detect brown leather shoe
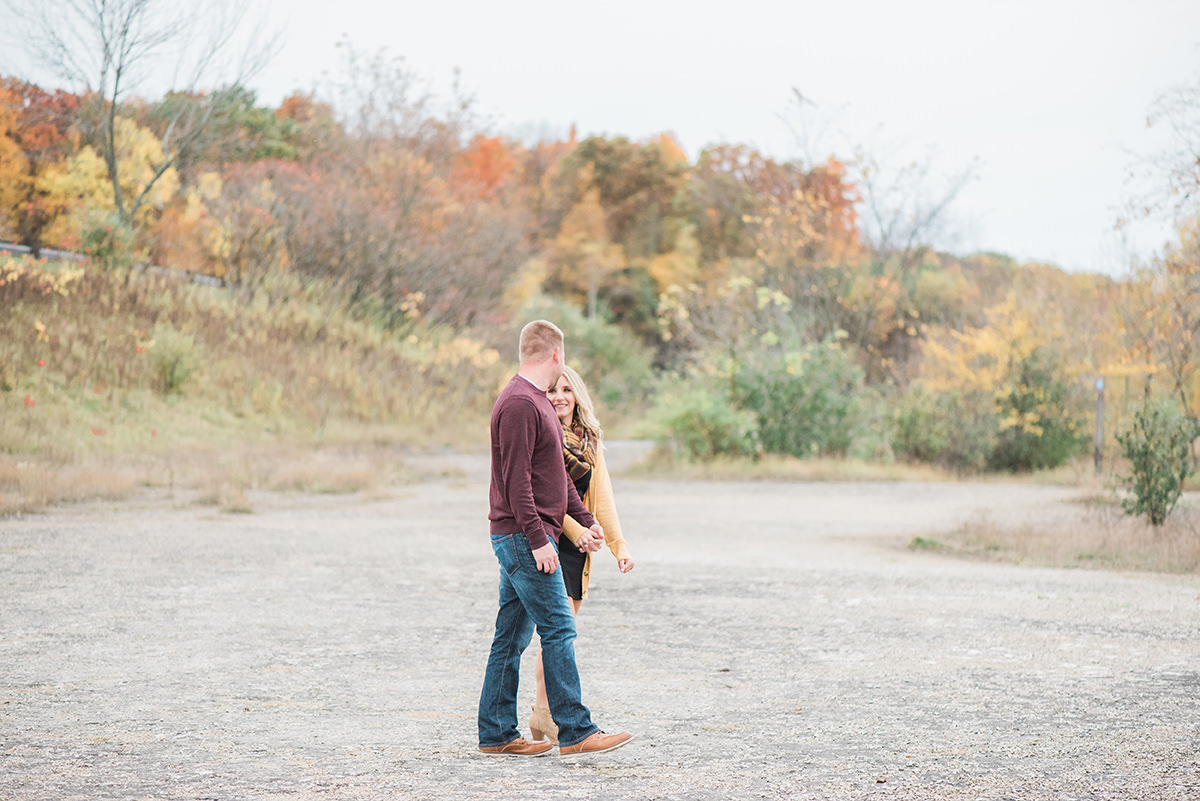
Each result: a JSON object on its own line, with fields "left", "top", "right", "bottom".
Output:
{"left": 559, "top": 730, "right": 633, "bottom": 756}
{"left": 478, "top": 737, "right": 554, "bottom": 757}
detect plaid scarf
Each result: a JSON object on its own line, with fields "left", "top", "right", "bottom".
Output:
{"left": 562, "top": 423, "right": 596, "bottom": 485}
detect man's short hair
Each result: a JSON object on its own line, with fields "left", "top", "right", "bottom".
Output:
{"left": 519, "top": 320, "right": 564, "bottom": 364}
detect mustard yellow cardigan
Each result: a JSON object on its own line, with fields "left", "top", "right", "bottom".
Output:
{"left": 561, "top": 443, "right": 632, "bottom": 599}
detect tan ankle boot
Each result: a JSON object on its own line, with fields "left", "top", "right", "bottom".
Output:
{"left": 529, "top": 705, "right": 559, "bottom": 745}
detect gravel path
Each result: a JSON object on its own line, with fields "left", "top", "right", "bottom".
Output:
{"left": 2, "top": 450, "right": 1198, "bottom": 800}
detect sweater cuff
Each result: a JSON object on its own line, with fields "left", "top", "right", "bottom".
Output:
{"left": 609, "top": 538, "right": 631, "bottom": 562}
{"left": 526, "top": 527, "right": 550, "bottom": 551}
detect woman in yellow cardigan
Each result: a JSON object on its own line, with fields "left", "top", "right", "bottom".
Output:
{"left": 529, "top": 364, "right": 635, "bottom": 744}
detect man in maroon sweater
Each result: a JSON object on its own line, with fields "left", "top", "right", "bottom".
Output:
{"left": 477, "top": 320, "right": 633, "bottom": 757}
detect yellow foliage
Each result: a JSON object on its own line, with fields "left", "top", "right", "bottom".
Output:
{"left": 558, "top": 185, "right": 608, "bottom": 245}
{"left": 551, "top": 184, "right": 626, "bottom": 313}
{"left": 649, "top": 224, "right": 701, "bottom": 290}
{"left": 113, "top": 117, "right": 179, "bottom": 212}
{"left": 37, "top": 117, "right": 180, "bottom": 245}
{"left": 503, "top": 257, "right": 550, "bottom": 315}
{"left": 919, "top": 290, "right": 1090, "bottom": 438}
{"left": 194, "top": 171, "right": 223, "bottom": 202}
{"left": 921, "top": 293, "right": 1044, "bottom": 396}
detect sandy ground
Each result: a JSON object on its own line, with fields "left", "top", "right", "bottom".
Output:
{"left": 2, "top": 446, "right": 1199, "bottom": 800}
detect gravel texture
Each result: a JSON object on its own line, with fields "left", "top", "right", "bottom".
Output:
{"left": 2, "top": 447, "right": 1199, "bottom": 800}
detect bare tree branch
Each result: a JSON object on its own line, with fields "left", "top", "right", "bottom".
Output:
{"left": 854, "top": 143, "right": 978, "bottom": 271}
{"left": 5, "top": 0, "right": 281, "bottom": 225}
{"left": 1123, "top": 67, "right": 1200, "bottom": 228}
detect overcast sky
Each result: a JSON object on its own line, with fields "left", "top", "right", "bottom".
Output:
{"left": 7, "top": 0, "right": 1200, "bottom": 275}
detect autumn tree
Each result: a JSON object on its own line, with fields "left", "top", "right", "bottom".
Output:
{"left": 6, "top": 0, "right": 278, "bottom": 226}
{"left": 451, "top": 135, "right": 517, "bottom": 200}
{"left": 1123, "top": 221, "right": 1200, "bottom": 417}
{"left": 533, "top": 135, "right": 688, "bottom": 336}
{"left": 37, "top": 116, "right": 181, "bottom": 250}
{"left": 1119, "top": 67, "right": 1200, "bottom": 421}
{"left": 585, "top": 134, "right": 686, "bottom": 259}
{"left": 915, "top": 291, "right": 1090, "bottom": 471}
{"left": 546, "top": 178, "right": 625, "bottom": 319}
{"left": 150, "top": 85, "right": 303, "bottom": 174}
{"left": 816, "top": 148, "right": 971, "bottom": 379}
{"left": 746, "top": 155, "right": 862, "bottom": 334}
{"left": 686, "top": 145, "right": 768, "bottom": 264}
{"left": 239, "top": 45, "right": 530, "bottom": 328}
{"left": 0, "top": 86, "right": 26, "bottom": 240}
{"left": 0, "top": 79, "right": 80, "bottom": 255}
{"left": 274, "top": 93, "right": 343, "bottom": 163}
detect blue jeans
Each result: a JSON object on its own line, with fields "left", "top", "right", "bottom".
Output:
{"left": 478, "top": 532, "right": 599, "bottom": 748}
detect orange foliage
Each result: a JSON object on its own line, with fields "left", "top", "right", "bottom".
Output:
{"left": 276, "top": 93, "right": 329, "bottom": 124}
{"left": 649, "top": 132, "right": 689, "bottom": 166}
{"left": 0, "top": 86, "right": 26, "bottom": 230}
{"left": 451, "top": 135, "right": 516, "bottom": 200}
{"left": 0, "top": 79, "right": 81, "bottom": 252}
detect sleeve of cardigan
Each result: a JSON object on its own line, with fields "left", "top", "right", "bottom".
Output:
{"left": 562, "top": 446, "right": 630, "bottom": 561}
{"left": 591, "top": 446, "right": 631, "bottom": 563}
{"left": 561, "top": 513, "right": 585, "bottom": 546}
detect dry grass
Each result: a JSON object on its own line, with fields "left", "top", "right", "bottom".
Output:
{"left": 0, "top": 455, "right": 142, "bottom": 515}
{"left": 627, "top": 449, "right": 954, "bottom": 483}
{"left": 0, "top": 430, "right": 422, "bottom": 517}
{"left": 912, "top": 494, "right": 1200, "bottom": 574}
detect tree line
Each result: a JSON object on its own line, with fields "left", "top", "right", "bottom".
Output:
{"left": 3, "top": 42, "right": 1200, "bottom": 501}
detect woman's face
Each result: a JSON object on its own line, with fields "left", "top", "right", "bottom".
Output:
{"left": 546, "top": 374, "right": 576, "bottom": 426}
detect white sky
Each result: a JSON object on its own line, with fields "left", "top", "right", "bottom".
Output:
{"left": 6, "top": 0, "right": 1200, "bottom": 275}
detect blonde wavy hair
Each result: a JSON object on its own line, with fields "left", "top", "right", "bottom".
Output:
{"left": 558, "top": 364, "right": 603, "bottom": 442}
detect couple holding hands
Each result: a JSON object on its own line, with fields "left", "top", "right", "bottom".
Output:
{"left": 478, "top": 320, "right": 636, "bottom": 758}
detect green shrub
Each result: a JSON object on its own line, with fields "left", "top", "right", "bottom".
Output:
{"left": 734, "top": 341, "right": 862, "bottom": 458}
{"left": 892, "top": 385, "right": 951, "bottom": 463}
{"left": 845, "top": 385, "right": 894, "bottom": 463}
{"left": 650, "top": 384, "right": 758, "bottom": 461}
{"left": 80, "top": 211, "right": 137, "bottom": 271}
{"left": 892, "top": 386, "right": 996, "bottom": 472}
{"left": 987, "top": 352, "right": 1089, "bottom": 472}
{"left": 1116, "top": 402, "right": 1200, "bottom": 526}
{"left": 151, "top": 327, "right": 197, "bottom": 395}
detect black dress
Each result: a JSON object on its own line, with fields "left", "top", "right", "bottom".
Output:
{"left": 558, "top": 468, "right": 591, "bottom": 601}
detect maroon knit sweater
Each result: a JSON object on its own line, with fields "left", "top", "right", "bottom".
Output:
{"left": 488, "top": 374, "right": 595, "bottom": 550}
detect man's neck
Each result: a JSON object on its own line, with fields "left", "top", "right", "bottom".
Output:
{"left": 518, "top": 358, "right": 558, "bottom": 392}
{"left": 517, "top": 371, "right": 545, "bottom": 391}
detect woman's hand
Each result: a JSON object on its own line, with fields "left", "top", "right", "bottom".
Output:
{"left": 617, "top": 558, "right": 635, "bottom": 574}
{"left": 578, "top": 523, "right": 605, "bottom": 553}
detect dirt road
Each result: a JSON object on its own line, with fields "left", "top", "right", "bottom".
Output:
{"left": 2, "top": 450, "right": 1198, "bottom": 800}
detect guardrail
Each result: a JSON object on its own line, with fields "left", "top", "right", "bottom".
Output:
{"left": 0, "top": 241, "right": 85, "bottom": 262}
{"left": 1, "top": 240, "right": 224, "bottom": 287}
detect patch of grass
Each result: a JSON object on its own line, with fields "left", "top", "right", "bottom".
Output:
{"left": 930, "top": 498, "right": 1200, "bottom": 574}
{"left": 627, "top": 448, "right": 952, "bottom": 483}
{"left": 0, "top": 421, "right": 418, "bottom": 515}
{"left": 0, "top": 454, "right": 141, "bottom": 515}
{"left": 907, "top": 536, "right": 944, "bottom": 551}
{"left": 0, "top": 259, "right": 501, "bottom": 503}
{"left": 907, "top": 537, "right": 945, "bottom": 551}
